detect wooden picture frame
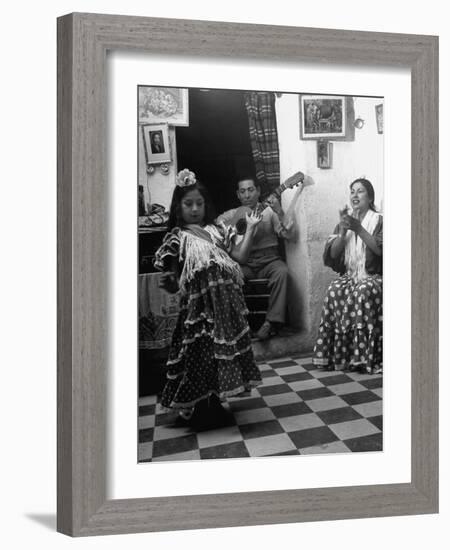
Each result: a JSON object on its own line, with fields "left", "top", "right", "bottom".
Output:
{"left": 57, "top": 13, "right": 438, "bottom": 536}
{"left": 139, "top": 86, "right": 189, "bottom": 126}
{"left": 300, "top": 94, "right": 355, "bottom": 141}
{"left": 141, "top": 123, "right": 171, "bottom": 164}
{"left": 317, "top": 140, "right": 333, "bottom": 169}
{"left": 376, "top": 103, "right": 384, "bottom": 134}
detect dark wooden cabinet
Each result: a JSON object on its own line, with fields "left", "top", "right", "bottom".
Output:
{"left": 139, "top": 226, "right": 170, "bottom": 396}
{"left": 139, "top": 226, "right": 167, "bottom": 274}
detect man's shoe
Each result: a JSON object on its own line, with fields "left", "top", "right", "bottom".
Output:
{"left": 256, "top": 321, "right": 273, "bottom": 341}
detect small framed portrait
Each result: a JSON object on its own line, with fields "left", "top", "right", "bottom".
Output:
{"left": 317, "top": 140, "right": 333, "bottom": 169}
{"left": 300, "top": 94, "right": 354, "bottom": 140}
{"left": 139, "top": 86, "right": 189, "bottom": 126}
{"left": 141, "top": 123, "right": 171, "bottom": 165}
{"left": 375, "top": 103, "right": 384, "bottom": 134}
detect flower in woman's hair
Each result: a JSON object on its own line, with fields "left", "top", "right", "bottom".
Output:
{"left": 176, "top": 169, "right": 197, "bottom": 188}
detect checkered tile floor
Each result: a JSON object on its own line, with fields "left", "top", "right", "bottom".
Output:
{"left": 138, "top": 356, "right": 383, "bottom": 462}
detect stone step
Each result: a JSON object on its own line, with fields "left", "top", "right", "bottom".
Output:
{"left": 251, "top": 329, "right": 315, "bottom": 362}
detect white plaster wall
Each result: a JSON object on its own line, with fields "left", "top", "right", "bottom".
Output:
{"left": 276, "top": 94, "right": 384, "bottom": 338}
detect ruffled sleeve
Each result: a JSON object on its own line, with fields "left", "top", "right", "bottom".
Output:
{"left": 323, "top": 224, "right": 346, "bottom": 274}
{"left": 153, "top": 228, "right": 181, "bottom": 272}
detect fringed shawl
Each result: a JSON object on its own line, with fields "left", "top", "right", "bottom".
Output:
{"left": 344, "top": 209, "right": 381, "bottom": 281}
{"left": 154, "top": 224, "right": 243, "bottom": 291}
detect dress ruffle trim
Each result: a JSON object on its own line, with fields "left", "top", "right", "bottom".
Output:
{"left": 160, "top": 382, "right": 262, "bottom": 411}
{"left": 186, "top": 279, "right": 243, "bottom": 304}
{"left": 167, "top": 337, "right": 252, "bottom": 366}
{"left": 181, "top": 307, "right": 250, "bottom": 327}
{"left": 313, "top": 326, "right": 382, "bottom": 371}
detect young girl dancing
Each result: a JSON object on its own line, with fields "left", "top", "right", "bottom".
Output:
{"left": 154, "top": 169, "right": 262, "bottom": 428}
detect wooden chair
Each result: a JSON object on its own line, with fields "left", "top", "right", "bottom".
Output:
{"left": 243, "top": 278, "right": 270, "bottom": 332}
{"left": 243, "top": 238, "right": 286, "bottom": 332}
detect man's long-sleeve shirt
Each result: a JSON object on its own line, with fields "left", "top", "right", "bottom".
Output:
{"left": 217, "top": 204, "right": 294, "bottom": 253}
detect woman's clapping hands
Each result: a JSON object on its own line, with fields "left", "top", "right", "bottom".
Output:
{"left": 339, "top": 206, "right": 362, "bottom": 235}
{"left": 338, "top": 206, "right": 350, "bottom": 236}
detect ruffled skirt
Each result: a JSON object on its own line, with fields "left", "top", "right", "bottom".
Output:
{"left": 313, "top": 274, "right": 383, "bottom": 373}
{"left": 161, "top": 264, "right": 261, "bottom": 410}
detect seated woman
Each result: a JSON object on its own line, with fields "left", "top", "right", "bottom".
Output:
{"left": 313, "top": 178, "right": 383, "bottom": 374}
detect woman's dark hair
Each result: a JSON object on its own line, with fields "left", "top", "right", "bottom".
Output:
{"left": 350, "top": 178, "right": 377, "bottom": 211}
{"left": 167, "top": 180, "right": 216, "bottom": 230}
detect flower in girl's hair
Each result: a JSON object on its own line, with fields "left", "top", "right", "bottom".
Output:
{"left": 176, "top": 169, "right": 197, "bottom": 188}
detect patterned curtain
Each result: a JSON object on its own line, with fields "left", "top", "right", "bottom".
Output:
{"left": 244, "top": 91, "right": 280, "bottom": 198}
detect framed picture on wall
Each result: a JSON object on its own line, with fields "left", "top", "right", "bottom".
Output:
{"left": 139, "top": 86, "right": 189, "bottom": 126}
{"left": 141, "top": 123, "right": 171, "bottom": 164}
{"left": 300, "top": 94, "right": 355, "bottom": 140}
{"left": 57, "top": 13, "right": 438, "bottom": 537}
{"left": 317, "top": 140, "right": 332, "bottom": 169}
{"left": 375, "top": 103, "right": 384, "bottom": 134}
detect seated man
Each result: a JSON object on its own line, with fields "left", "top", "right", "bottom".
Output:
{"left": 217, "top": 177, "right": 294, "bottom": 340}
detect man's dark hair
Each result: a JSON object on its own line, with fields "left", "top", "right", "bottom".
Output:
{"left": 236, "top": 176, "right": 260, "bottom": 190}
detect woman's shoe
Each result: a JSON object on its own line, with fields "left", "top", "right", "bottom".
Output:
{"left": 179, "top": 408, "right": 194, "bottom": 420}
{"left": 191, "top": 396, "right": 231, "bottom": 431}
{"left": 174, "top": 410, "right": 193, "bottom": 427}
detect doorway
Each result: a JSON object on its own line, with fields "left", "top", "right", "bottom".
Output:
{"left": 176, "top": 88, "right": 255, "bottom": 215}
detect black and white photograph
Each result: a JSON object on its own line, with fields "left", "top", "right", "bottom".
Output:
{"left": 376, "top": 103, "right": 384, "bottom": 134}
{"left": 142, "top": 122, "right": 171, "bottom": 164}
{"left": 300, "top": 94, "right": 349, "bottom": 139}
{"left": 139, "top": 86, "right": 189, "bottom": 126}
{"left": 317, "top": 140, "right": 333, "bottom": 169}
{"left": 138, "top": 86, "right": 384, "bottom": 462}
{"left": 4, "top": 0, "right": 443, "bottom": 545}
{"left": 150, "top": 131, "right": 165, "bottom": 154}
